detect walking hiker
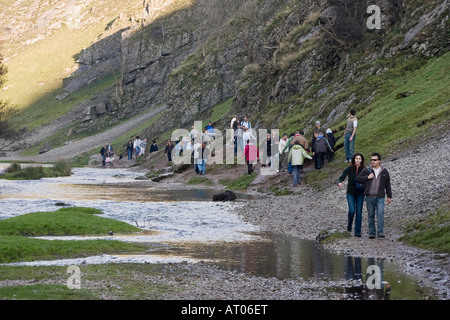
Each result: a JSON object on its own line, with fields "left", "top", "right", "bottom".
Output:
{"left": 313, "top": 132, "right": 333, "bottom": 169}
{"left": 326, "top": 128, "right": 336, "bottom": 162}
{"left": 100, "top": 145, "right": 106, "bottom": 167}
{"left": 311, "top": 121, "right": 323, "bottom": 153}
{"left": 282, "top": 133, "right": 295, "bottom": 173}
{"left": 338, "top": 153, "right": 365, "bottom": 237}
{"left": 270, "top": 131, "right": 280, "bottom": 172}
{"left": 288, "top": 140, "right": 312, "bottom": 186}
{"left": 356, "top": 153, "right": 392, "bottom": 239}
{"left": 150, "top": 140, "right": 158, "bottom": 153}
{"left": 164, "top": 140, "right": 174, "bottom": 162}
{"left": 343, "top": 110, "right": 358, "bottom": 162}
{"left": 193, "top": 139, "right": 203, "bottom": 174}
{"left": 133, "top": 136, "right": 141, "bottom": 159}
{"left": 126, "top": 141, "right": 133, "bottom": 160}
{"left": 261, "top": 132, "right": 271, "bottom": 167}
{"left": 290, "top": 131, "right": 309, "bottom": 151}
{"left": 278, "top": 133, "right": 288, "bottom": 171}
{"left": 244, "top": 139, "right": 259, "bottom": 175}
{"left": 205, "top": 121, "right": 216, "bottom": 140}
{"left": 139, "top": 138, "right": 148, "bottom": 156}
{"left": 242, "top": 126, "right": 256, "bottom": 151}
{"left": 241, "top": 116, "right": 252, "bottom": 133}
{"left": 106, "top": 142, "right": 114, "bottom": 157}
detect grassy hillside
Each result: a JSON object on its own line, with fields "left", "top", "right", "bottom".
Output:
{"left": 1, "top": 0, "right": 448, "bottom": 164}
{"left": 342, "top": 52, "right": 450, "bottom": 158}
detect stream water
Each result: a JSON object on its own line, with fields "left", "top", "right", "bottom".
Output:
{"left": 0, "top": 165, "right": 438, "bottom": 299}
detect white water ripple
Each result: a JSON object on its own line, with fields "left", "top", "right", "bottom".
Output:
{"left": 0, "top": 167, "right": 260, "bottom": 266}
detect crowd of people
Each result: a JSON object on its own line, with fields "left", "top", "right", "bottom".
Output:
{"left": 99, "top": 109, "right": 392, "bottom": 239}
{"left": 99, "top": 142, "right": 115, "bottom": 167}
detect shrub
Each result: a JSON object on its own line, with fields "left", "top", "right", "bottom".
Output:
{"left": 53, "top": 160, "right": 72, "bottom": 176}
{"left": 6, "top": 162, "right": 21, "bottom": 173}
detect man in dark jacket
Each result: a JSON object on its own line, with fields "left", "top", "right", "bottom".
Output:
{"left": 313, "top": 132, "right": 333, "bottom": 169}
{"left": 100, "top": 145, "right": 106, "bottom": 167}
{"left": 356, "top": 153, "right": 392, "bottom": 239}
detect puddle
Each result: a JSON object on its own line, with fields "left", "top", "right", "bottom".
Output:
{"left": 149, "top": 232, "right": 437, "bottom": 299}
{"left": 0, "top": 167, "right": 440, "bottom": 299}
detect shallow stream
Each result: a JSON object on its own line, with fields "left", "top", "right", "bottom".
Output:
{"left": 0, "top": 165, "right": 438, "bottom": 299}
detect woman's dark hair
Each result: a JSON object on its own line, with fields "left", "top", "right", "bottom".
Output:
{"left": 351, "top": 153, "right": 364, "bottom": 168}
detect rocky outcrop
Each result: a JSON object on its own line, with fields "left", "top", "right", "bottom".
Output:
{"left": 1, "top": 0, "right": 448, "bottom": 153}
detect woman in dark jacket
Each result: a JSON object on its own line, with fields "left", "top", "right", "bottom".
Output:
{"left": 126, "top": 141, "right": 133, "bottom": 160}
{"left": 338, "top": 153, "right": 365, "bottom": 237}
{"left": 164, "top": 140, "right": 174, "bottom": 162}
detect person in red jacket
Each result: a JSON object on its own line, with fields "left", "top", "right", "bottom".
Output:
{"left": 244, "top": 139, "right": 259, "bottom": 175}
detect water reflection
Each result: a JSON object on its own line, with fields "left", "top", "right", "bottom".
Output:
{"left": 0, "top": 167, "right": 438, "bottom": 299}
{"left": 153, "top": 233, "right": 435, "bottom": 300}
{"left": 343, "top": 257, "right": 391, "bottom": 300}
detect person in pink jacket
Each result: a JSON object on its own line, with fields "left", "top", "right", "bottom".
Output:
{"left": 244, "top": 139, "right": 259, "bottom": 175}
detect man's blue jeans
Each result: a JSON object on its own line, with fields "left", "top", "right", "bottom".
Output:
{"left": 366, "top": 196, "right": 385, "bottom": 237}
{"left": 344, "top": 132, "right": 356, "bottom": 161}
{"left": 135, "top": 146, "right": 141, "bottom": 158}
{"left": 346, "top": 193, "right": 364, "bottom": 236}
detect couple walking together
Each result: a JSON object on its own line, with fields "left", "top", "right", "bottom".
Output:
{"left": 338, "top": 152, "right": 392, "bottom": 239}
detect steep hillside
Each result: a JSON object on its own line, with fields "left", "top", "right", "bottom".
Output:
{"left": 0, "top": 0, "right": 448, "bottom": 160}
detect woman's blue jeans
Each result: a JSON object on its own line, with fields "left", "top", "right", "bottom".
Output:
{"left": 346, "top": 193, "right": 364, "bottom": 236}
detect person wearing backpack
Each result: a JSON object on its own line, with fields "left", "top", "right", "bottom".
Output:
{"left": 338, "top": 153, "right": 365, "bottom": 237}
{"left": 288, "top": 140, "right": 312, "bottom": 186}
{"left": 356, "top": 153, "right": 392, "bottom": 239}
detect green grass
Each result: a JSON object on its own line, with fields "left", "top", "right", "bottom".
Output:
{"left": 0, "top": 161, "right": 72, "bottom": 180}
{"left": 399, "top": 205, "right": 450, "bottom": 253}
{"left": 206, "top": 97, "right": 235, "bottom": 124}
{"left": 0, "top": 235, "right": 147, "bottom": 264}
{"left": 266, "top": 186, "right": 294, "bottom": 196}
{"left": 0, "top": 207, "right": 140, "bottom": 237}
{"left": 0, "top": 263, "right": 183, "bottom": 300}
{"left": 187, "top": 176, "right": 213, "bottom": 186}
{"left": 0, "top": 284, "right": 98, "bottom": 300}
{"left": 316, "top": 229, "right": 351, "bottom": 244}
{"left": 0, "top": 207, "right": 146, "bottom": 263}
{"left": 219, "top": 172, "right": 257, "bottom": 190}
{"left": 332, "top": 52, "right": 450, "bottom": 159}
{"left": 2, "top": 0, "right": 143, "bottom": 123}
{"left": 9, "top": 73, "right": 117, "bottom": 132}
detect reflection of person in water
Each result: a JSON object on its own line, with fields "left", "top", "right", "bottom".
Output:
{"left": 343, "top": 256, "right": 391, "bottom": 300}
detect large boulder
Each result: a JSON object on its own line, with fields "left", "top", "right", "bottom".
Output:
{"left": 212, "top": 190, "right": 237, "bottom": 202}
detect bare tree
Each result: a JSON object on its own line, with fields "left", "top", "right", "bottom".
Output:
{"left": 319, "top": 0, "right": 366, "bottom": 50}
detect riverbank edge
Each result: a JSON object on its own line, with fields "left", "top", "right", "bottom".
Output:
{"left": 1, "top": 133, "right": 448, "bottom": 300}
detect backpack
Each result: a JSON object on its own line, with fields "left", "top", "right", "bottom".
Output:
{"left": 355, "top": 166, "right": 372, "bottom": 192}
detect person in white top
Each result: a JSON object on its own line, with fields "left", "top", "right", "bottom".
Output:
{"left": 241, "top": 117, "right": 252, "bottom": 133}
{"left": 344, "top": 110, "right": 358, "bottom": 162}
{"left": 278, "top": 133, "right": 288, "bottom": 171}
{"left": 242, "top": 126, "right": 256, "bottom": 150}
{"left": 133, "top": 136, "right": 141, "bottom": 159}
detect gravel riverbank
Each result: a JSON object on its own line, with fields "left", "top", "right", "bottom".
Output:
{"left": 1, "top": 126, "right": 448, "bottom": 300}
{"left": 160, "top": 132, "right": 450, "bottom": 300}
